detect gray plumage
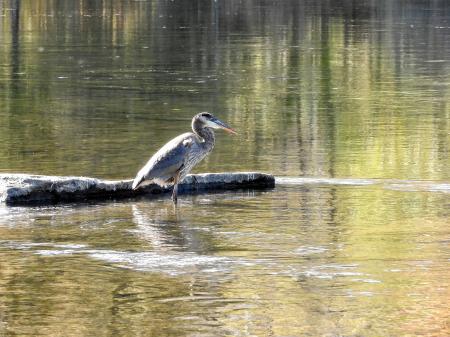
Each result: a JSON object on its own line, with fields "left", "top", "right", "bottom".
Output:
{"left": 132, "top": 112, "right": 236, "bottom": 203}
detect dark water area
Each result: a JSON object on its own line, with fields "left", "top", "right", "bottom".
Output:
{"left": 0, "top": 1, "right": 449, "bottom": 336}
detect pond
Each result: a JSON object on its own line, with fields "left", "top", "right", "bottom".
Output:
{"left": 0, "top": 1, "right": 449, "bottom": 336}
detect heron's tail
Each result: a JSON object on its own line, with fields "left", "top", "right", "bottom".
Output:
{"left": 132, "top": 175, "right": 144, "bottom": 190}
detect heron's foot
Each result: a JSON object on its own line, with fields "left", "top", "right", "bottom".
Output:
{"left": 172, "top": 193, "right": 178, "bottom": 204}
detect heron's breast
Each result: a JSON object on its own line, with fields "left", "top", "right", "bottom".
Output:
{"left": 179, "top": 146, "right": 211, "bottom": 179}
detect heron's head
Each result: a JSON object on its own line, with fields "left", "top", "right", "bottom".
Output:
{"left": 195, "top": 112, "right": 237, "bottom": 135}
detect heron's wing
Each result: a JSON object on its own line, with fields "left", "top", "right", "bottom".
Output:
{"left": 132, "top": 132, "right": 195, "bottom": 189}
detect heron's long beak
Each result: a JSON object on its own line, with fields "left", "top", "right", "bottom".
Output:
{"left": 210, "top": 118, "right": 237, "bottom": 135}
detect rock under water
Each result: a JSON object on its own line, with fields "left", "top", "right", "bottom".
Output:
{"left": 0, "top": 172, "right": 275, "bottom": 205}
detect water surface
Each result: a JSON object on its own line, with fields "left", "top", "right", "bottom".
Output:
{"left": 0, "top": 1, "right": 449, "bottom": 336}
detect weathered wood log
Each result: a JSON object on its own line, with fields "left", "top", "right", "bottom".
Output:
{"left": 0, "top": 172, "right": 275, "bottom": 205}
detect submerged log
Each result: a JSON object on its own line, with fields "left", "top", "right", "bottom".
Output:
{"left": 0, "top": 172, "right": 275, "bottom": 205}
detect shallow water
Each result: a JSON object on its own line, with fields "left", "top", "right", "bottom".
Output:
{"left": 1, "top": 184, "right": 449, "bottom": 336}
{"left": 0, "top": 1, "right": 450, "bottom": 336}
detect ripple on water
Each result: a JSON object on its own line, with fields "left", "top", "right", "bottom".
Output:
{"left": 294, "top": 246, "right": 329, "bottom": 255}
{"left": 0, "top": 240, "right": 88, "bottom": 250}
{"left": 276, "top": 177, "right": 376, "bottom": 186}
{"left": 84, "top": 250, "right": 241, "bottom": 275}
{"left": 298, "top": 264, "right": 365, "bottom": 280}
{"left": 276, "top": 177, "right": 450, "bottom": 194}
{"left": 1, "top": 240, "right": 253, "bottom": 276}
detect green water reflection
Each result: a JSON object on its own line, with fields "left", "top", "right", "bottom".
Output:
{"left": 0, "top": 0, "right": 449, "bottom": 180}
{"left": 0, "top": 1, "right": 450, "bottom": 337}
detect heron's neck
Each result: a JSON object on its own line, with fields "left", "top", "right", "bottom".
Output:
{"left": 192, "top": 121, "right": 215, "bottom": 150}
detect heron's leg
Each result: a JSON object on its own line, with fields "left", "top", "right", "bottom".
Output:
{"left": 172, "top": 171, "right": 181, "bottom": 204}
{"left": 172, "top": 183, "right": 178, "bottom": 204}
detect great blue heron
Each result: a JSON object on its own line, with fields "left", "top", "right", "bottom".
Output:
{"left": 132, "top": 112, "right": 236, "bottom": 203}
